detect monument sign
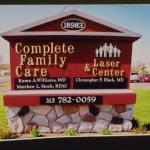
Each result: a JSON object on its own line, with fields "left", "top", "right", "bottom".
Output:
{"left": 2, "top": 10, "right": 140, "bottom": 133}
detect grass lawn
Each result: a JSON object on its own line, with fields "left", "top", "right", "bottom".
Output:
{"left": 0, "top": 93, "right": 6, "bottom": 127}
{"left": 0, "top": 81, "right": 9, "bottom": 127}
{"left": 0, "top": 87, "right": 150, "bottom": 128}
{"left": 134, "top": 88, "right": 150, "bottom": 124}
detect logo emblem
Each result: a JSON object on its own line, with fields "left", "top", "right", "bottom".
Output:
{"left": 95, "top": 43, "right": 121, "bottom": 58}
{"left": 61, "top": 18, "right": 86, "bottom": 32}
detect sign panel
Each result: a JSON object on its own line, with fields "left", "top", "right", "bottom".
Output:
{"left": 40, "top": 96, "right": 103, "bottom": 104}
{"left": 14, "top": 77, "right": 70, "bottom": 90}
{"left": 73, "top": 77, "right": 127, "bottom": 89}
{"left": 11, "top": 41, "right": 131, "bottom": 90}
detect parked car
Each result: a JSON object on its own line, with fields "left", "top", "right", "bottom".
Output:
{"left": 0, "top": 69, "right": 10, "bottom": 76}
{"left": 130, "top": 72, "right": 140, "bottom": 82}
{"left": 140, "top": 74, "right": 150, "bottom": 82}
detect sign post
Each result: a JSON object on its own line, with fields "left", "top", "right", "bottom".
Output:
{"left": 2, "top": 10, "right": 141, "bottom": 133}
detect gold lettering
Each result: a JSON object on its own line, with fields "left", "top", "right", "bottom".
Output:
{"left": 48, "top": 55, "right": 52, "bottom": 65}
{"left": 28, "top": 57, "right": 34, "bottom": 65}
{"left": 16, "top": 66, "right": 22, "bottom": 77}
{"left": 92, "top": 68, "right": 98, "bottom": 76}
{"left": 104, "top": 69, "right": 110, "bottom": 76}
{"left": 116, "top": 61, "right": 120, "bottom": 67}
{"left": 54, "top": 45, "right": 61, "bottom": 53}
{"left": 93, "top": 60, "right": 121, "bottom": 68}
{"left": 100, "top": 61, "right": 105, "bottom": 67}
{"left": 33, "top": 68, "right": 40, "bottom": 77}
{"left": 68, "top": 45, "right": 74, "bottom": 53}
{"left": 41, "top": 69, "right": 48, "bottom": 76}
{"left": 59, "top": 57, "right": 67, "bottom": 68}
{"left": 30, "top": 45, "right": 42, "bottom": 54}
{"left": 43, "top": 45, "right": 50, "bottom": 56}
{"left": 20, "top": 54, "right": 26, "bottom": 65}
{"left": 24, "top": 69, "right": 32, "bottom": 77}
{"left": 15, "top": 42, "right": 75, "bottom": 55}
{"left": 110, "top": 61, "right": 116, "bottom": 67}
{"left": 35, "top": 57, "right": 46, "bottom": 65}
{"left": 23, "top": 46, "right": 30, "bottom": 54}
{"left": 120, "top": 70, "right": 125, "bottom": 76}
{"left": 92, "top": 68, "right": 126, "bottom": 77}
{"left": 54, "top": 54, "right": 58, "bottom": 66}
{"left": 93, "top": 59, "right": 98, "bottom": 67}
{"left": 114, "top": 70, "right": 120, "bottom": 76}
{"left": 62, "top": 43, "right": 67, "bottom": 53}
{"left": 105, "top": 61, "right": 110, "bottom": 67}
{"left": 15, "top": 43, "right": 22, "bottom": 54}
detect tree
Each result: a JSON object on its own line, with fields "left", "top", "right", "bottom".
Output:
{"left": 139, "top": 64, "right": 149, "bottom": 75}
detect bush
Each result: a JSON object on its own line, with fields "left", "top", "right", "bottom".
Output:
{"left": 131, "top": 118, "right": 140, "bottom": 129}
{"left": 100, "top": 128, "right": 112, "bottom": 135}
{"left": 30, "top": 128, "right": 40, "bottom": 137}
{"left": 143, "top": 123, "right": 150, "bottom": 131}
{"left": 132, "top": 126, "right": 147, "bottom": 134}
{"left": 64, "top": 128, "right": 77, "bottom": 136}
{"left": 0, "top": 127, "right": 14, "bottom": 139}
{"left": 132, "top": 123, "right": 150, "bottom": 134}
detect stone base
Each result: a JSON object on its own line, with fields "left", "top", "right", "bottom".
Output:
{"left": 5, "top": 104, "right": 134, "bottom": 133}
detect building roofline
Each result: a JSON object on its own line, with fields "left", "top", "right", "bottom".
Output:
{"left": 2, "top": 31, "right": 141, "bottom": 38}
{"left": 1, "top": 9, "right": 141, "bottom": 39}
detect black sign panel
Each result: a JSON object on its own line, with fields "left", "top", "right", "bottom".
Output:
{"left": 14, "top": 77, "right": 70, "bottom": 90}
{"left": 73, "top": 77, "right": 128, "bottom": 89}
{"left": 40, "top": 96, "right": 103, "bottom": 105}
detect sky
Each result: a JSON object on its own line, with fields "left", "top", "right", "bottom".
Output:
{"left": 0, "top": 5, "right": 150, "bottom": 68}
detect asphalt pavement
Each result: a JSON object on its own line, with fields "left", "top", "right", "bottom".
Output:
{"left": 130, "top": 82, "right": 150, "bottom": 89}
